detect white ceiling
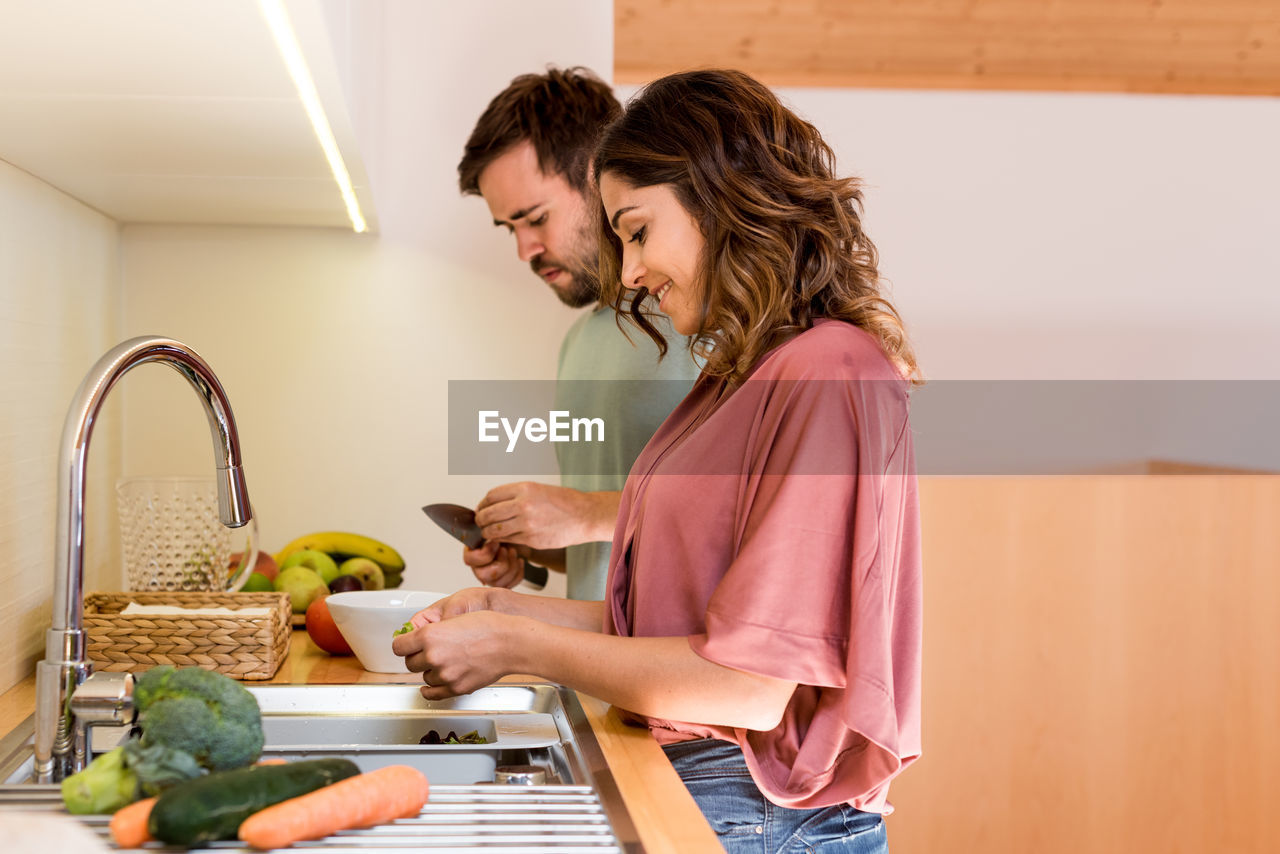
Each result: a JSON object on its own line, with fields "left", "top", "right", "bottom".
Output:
{"left": 0, "top": 0, "right": 375, "bottom": 230}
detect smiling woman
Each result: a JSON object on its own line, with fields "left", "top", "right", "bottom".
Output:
{"left": 598, "top": 179, "right": 707, "bottom": 336}
{"left": 594, "top": 70, "right": 920, "bottom": 387}
{"left": 391, "top": 67, "right": 923, "bottom": 854}
{"left": 584, "top": 69, "right": 923, "bottom": 851}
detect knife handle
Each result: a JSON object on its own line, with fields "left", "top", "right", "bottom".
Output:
{"left": 521, "top": 561, "right": 549, "bottom": 590}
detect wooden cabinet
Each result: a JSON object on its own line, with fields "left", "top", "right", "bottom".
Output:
{"left": 889, "top": 472, "right": 1280, "bottom": 853}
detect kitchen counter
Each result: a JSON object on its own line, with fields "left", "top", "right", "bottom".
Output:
{"left": 0, "top": 630, "right": 722, "bottom": 853}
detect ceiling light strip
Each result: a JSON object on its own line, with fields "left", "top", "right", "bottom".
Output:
{"left": 259, "top": 0, "right": 367, "bottom": 233}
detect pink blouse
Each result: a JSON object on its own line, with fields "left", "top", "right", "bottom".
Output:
{"left": 603, "top": 320, "right": 922, "bottom": 812}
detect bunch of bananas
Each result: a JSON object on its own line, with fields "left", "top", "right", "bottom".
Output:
{"left": 274, "top": 531, "right": 405, "bottom": 589}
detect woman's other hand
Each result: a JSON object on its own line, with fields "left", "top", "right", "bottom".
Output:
{"left": 405, "top": 587, "right": 495, "bottom": 630}
{"left": 392, "top": 610, "right": 527, "bottom": 699}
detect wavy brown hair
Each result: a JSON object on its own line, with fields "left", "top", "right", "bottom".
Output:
{"left": 593, "top": 69, "right": 920, "bottom": 385}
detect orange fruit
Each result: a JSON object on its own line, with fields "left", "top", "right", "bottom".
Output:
{"left": 305, "top": 596, "right": 353, "bottom": 655}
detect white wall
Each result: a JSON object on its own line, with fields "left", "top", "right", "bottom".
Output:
{"left": 778, "top": 88, "right": 1280, "bottom": 471}
{"left": 777, "top": 87, "right": 1280, "bottom": 381}
{"left": 0, "top": 160, "right": 121, "bottom": 693}
{"left": 118, "top": 2, "right": 614, "bottom": 595}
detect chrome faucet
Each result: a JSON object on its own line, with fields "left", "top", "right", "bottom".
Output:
{"left": 34, "top": 337, "right": 253, "bottom": 782}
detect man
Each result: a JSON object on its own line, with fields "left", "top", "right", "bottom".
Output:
{"left": 456, "top": 67, "right": 698, "bottom": 600}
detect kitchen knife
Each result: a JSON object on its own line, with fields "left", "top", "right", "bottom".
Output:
{"left": 421, "top": 503, "right": 549, "bottom": 590}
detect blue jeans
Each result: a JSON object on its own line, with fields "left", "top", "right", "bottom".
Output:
{"left": 662, "top": 739, "right": 888, "bottom": 854}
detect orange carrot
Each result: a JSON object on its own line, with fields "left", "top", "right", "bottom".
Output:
{"left": 238, "top": 765, "right": 429, "bottom": 849}
{"left": 255, "top": 757, "right": 288, "bottom": 765}
{"left": 109, "top": 796, "right": 157, "bottom": 848}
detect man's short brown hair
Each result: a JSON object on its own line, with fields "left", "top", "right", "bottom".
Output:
{"left": 458, "top": 67, "right": 620, "bottom": 197}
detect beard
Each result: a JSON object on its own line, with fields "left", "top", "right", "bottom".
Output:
{"left": 551, "top": 258, "right": 601, "bottom": 308}
{"left": 531, "top": 222, "right": 601, "bottom": 309}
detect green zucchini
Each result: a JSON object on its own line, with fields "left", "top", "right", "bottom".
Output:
{"left": 149, "top": 757, "right": 359, "bottom": 847}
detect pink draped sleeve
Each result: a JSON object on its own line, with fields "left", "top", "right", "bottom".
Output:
{"left": 605, "top": 321, "right": 923, "bottom": 811}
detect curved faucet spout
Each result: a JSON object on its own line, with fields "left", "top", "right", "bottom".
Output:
{"left": 35, "top": 336, "right": 253, "bottom": 781}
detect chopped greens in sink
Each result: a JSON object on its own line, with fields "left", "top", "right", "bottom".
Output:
{"left": 420, "top": 729, "right": 489, "bottom": 745}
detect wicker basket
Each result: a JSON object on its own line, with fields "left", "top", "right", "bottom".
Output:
{"left": 84, "top": 591, "right": 291, "bottom": 680}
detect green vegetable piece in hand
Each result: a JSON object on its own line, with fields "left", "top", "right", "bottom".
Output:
{"left": 394, "top": 621, "right": 414, "bottom": 637}
{"left": 60, "top": 746, "right": 139, "bottom": 814}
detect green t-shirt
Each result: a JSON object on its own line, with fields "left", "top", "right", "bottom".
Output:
{"left": 555, "top": 307, "right": 700, "bottom": 600}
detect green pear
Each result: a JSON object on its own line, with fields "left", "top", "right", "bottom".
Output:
{"left": 274, "top": 565, "right": 329, "bottom": 613}
{"left": 338, "top": 557, "right": 385, "bottom": 591}
{"left": 279, "top": 548, "right": 339, "bottom": 584}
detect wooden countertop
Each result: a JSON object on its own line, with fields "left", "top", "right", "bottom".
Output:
{"left": 0, "top": 630, "right": 722, "bottom": 853}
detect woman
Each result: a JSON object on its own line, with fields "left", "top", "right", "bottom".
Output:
{"left": 394, "top": 69, "right": 922, "bottom": 853}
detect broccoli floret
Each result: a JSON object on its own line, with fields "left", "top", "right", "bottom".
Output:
{"left": 120, "top": 738, "right": 205, "bottom": 796}
{"left": 60, "top": 745, "right": 138, "bottom": 814}
{"left": 60, "top": 667, "right": 264, "bottom": 814}
{"left": 131, "top": 662, "right": 176, "bottom": 709}
{"left": 133, "top": 666, "right": 264, "bottom": 771}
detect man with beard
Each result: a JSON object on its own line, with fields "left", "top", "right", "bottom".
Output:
{"left": 456, "top": 67, "right": 698, "bottom": 600}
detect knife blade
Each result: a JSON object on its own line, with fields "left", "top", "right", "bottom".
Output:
{"left": 421, "top": 503, "right": 549, "bottom": 590}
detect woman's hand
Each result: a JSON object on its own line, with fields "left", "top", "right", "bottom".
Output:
{"left": 406, "top": 587, "right": 495, "bottom": 629}
{"left": 394, "top": 598, "right": 795, "bottom": 728}
{"left": 392, "top": 610, "right": 528, "bottom": 700}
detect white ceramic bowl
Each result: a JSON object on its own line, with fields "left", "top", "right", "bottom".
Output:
{"left": 325, "top": 589, "right": 448, "bottom": 673}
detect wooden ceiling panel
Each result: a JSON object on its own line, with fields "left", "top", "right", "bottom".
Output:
{"left": 615, "top": 0, "right": 1280, "bottom": 95}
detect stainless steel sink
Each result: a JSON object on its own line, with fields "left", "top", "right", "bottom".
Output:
{"left": 0, "top": 683, "right": 643, "bottom": 852}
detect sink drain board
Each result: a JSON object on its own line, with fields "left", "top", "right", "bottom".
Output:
{"left": 0, "top": 784, "right": 623, "bottom": 851}
{"left": 1, "top": 685, "right": 642, "bottom": 850}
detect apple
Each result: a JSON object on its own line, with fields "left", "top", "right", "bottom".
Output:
{"left": 241, "top": 572, "right": 275, "bottom": 593}
{"left": 337, "top": 557, "right": 384, "bottom": 591}
{"left": 274, "top": 566, "right": 329, "bottom": 613}
{"left": 327, "top": 574, "right": 364, "bottom": 594}
{"left": 305, "top": 596, "right": 353, "bottom": 655}
{"left": 228, "top": 550, "right": 278, "bottom": 582}
{"left": 279, "top": 549, "right": 339, "bottom": 584}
